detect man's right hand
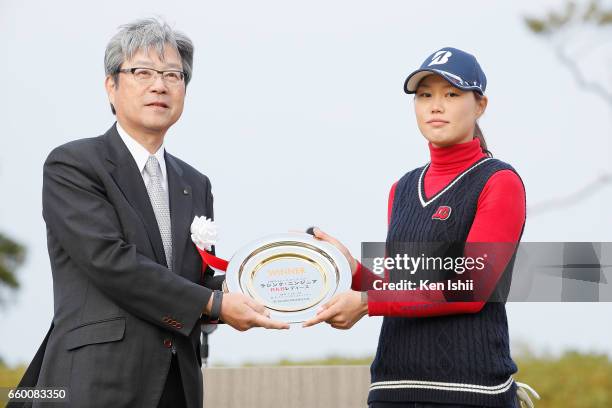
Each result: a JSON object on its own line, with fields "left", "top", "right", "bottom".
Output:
{"left": 217, "top": 293, "right": 289, "bottom": 331}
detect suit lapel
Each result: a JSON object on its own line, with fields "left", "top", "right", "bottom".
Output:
{"left": 102, "top": 124, "right": 168, "bottom": 267}
{"left": 166, "top": 153, "right": 193, "bottom": 275}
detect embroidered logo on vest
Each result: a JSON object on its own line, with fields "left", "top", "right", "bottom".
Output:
{"left": 431, "top": 205, "right": 452, "bottom": 220}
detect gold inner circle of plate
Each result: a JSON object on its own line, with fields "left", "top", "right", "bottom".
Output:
{"left": 240, "top": 241, "right": 338, "bottom": 312}
{"left": 248, "top": 254, "right": 327, "bottom": 312}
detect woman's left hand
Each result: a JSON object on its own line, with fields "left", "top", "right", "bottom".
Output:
{"left": 302, "top": 290, "right": 368, "bottom": 329}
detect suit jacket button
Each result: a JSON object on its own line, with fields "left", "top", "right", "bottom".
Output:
{"left": 162, "top": 317, "right": 169, "bottom": 323}
{"left": 183, "top": 189, "right": 189, "bottom": 195}
{"left": 163, "top": 339, "right": 173, "bottom": 348}
{"left": 176, "top": 323, "right": 183, "bottom": 329}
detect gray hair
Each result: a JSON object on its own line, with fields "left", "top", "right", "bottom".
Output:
{"left": 104, "top": 18, "right": 194, "bottom": 114}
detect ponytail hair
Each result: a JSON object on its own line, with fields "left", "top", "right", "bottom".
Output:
{"left": 473, "top": 93, "right": 492, "bottom": 157}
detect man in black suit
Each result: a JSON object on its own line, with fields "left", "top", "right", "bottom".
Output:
{"left": 11, "top": 18, "right": 288, "bottom": 408}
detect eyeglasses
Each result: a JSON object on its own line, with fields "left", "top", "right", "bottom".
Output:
{"left": 117, "top": 67, "right": 185, "bottom": 86}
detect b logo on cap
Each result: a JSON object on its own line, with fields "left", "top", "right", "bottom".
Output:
{"left": 428, "top": 50, "right": 452, "bottom": 66}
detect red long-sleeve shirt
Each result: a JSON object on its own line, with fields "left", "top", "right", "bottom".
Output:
{"left": 354, "top": 138, "right": 526, "bottom": 317}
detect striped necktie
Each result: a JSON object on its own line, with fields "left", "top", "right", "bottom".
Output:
{"left": 144, "top": 155, "right": 173, "bottom": 270}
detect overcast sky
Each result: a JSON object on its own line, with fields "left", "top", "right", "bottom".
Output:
{"left": 1, "top": 0, "right": 611, "bottom": 367}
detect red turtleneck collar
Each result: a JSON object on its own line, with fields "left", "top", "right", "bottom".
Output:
{"left": 424, "top": 138, "right": 486, "bottom": 198}
{"left": 428, "top": 137, "right": 486, "bottom": 175}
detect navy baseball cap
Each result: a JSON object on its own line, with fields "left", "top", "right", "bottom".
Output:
{"left": 404, "top": 47, "right": 487, "bottom": 95}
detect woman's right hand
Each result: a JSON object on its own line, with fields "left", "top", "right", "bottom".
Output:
{"left": 311, "top": 227, "right": 358, "bottom": 275}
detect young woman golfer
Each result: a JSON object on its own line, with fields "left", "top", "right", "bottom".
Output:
{"left": 303, "top": 47, "right": 539, "bottom": 408}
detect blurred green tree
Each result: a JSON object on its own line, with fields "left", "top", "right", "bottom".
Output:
{"left": 524, "top": 0, "right": 612, "bottom": 214}
{"left": 525, "top": 0, "right": 612, "bottom": 104}
{"left": 0, "top": 232, "right": 25, "bottom": 305}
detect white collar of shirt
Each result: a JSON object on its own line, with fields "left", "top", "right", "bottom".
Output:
{"left": 116, "top": 121, "right": 168, "bottom": 191}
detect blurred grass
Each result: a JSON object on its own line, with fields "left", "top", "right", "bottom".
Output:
{"left": 242, "top": 355, "right": 374, "bottom": 367}
{"left": 0, "top": 360, "right": 26, "bottom": 388}
{"left": 0, "top": 359, "right": 26, "bottom": 408}
{"left": 513, "top": 350, "right": 612, "bottom": 408}
{"left": 238, "top": 350, "right": 612, "bottom": 408}
{"left": 2, "top": 350, "right": 611, "bottom": 407}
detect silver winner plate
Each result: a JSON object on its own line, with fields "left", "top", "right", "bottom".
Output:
{"left": 225, "top": 233, "right": 352, "bottom": 323}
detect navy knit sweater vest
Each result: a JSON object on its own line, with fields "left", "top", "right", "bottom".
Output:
{"left": 368, "top": 157, "right": 526, "bottom": 407}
